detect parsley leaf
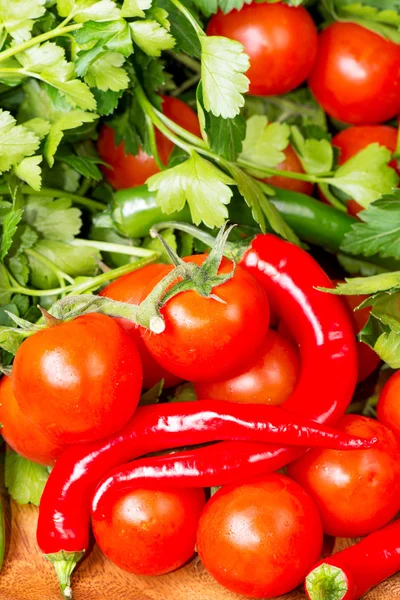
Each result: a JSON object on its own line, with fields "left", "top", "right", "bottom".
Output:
{"left": 14, "top": 156, "right": 42, "bottom": 190}
{"left": 57, "top": 0, "right": 121, "bottom": 22}
{"left": 0, "top": 109, "right": 41, "bottom": 174}
{"left": 84, "top": 52, "right": 129, "bottom": 91}
{"left": 326, "top": 144, "right": 399, "bottom": 208}
{"left": 158, "top": 0, "right": 201, "bottom": 57}
{"left": 200, "top": 35, "right": 249, "bottom": 118}
{"left": 5, "top": 450, "right": 49, "bottom": 506}
{"left": 147, "top": 151, "right": 234, "bottom": 228}
{"left": 327, "top": 0, "right": 400, "bottom": 43}
{"left": 1, "top": 208, "right": 23, "bottom": 260}
{"left": 341, "top": 195, "right": 400, "bottom": 259}
{"left": 45, "top": 110, "right": 98, "bottom": 166}
{"left": 239, "top": 115, "right": 290, "bottom": 173}
{"left": 122, "top": 0, "right": 152, "bottom": 17}
{"left": 23, "top": 196, "right": 82, "bottom": 242}
{"left": 130, "top": 20, "right": 175, "bottom": 57}
{"left": 0, "top": 0, "right": 46, "bottom": 42}
{"left": 291, "top": 126, "right": 333, "bottom": 176}
{"left": 324, "top": 272, "right": 400, "bottom": 296}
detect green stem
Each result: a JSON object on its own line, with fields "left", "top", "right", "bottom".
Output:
{"left": 237, "top": 159, "right": 321, "bottom": 183}
{"left": 154, "top": 107, "right": 208, "bottom": 150}
{"left": 305, "top": 563, "right": 349, "bottom": 600}
{"left": 0, "top": 495, "right": 4, "bottom": 574}
{"left": 0, "top": 24, "right": 82, "bottom": 63}
{"left": 145, "top": 112, "right": 165, "bottom": 171}
{"left": 171, "top": 73, "right": 201, "bottom": 96}
{"left": 0, "top": 185, "right": 105, "bottom": 212}
{"left": 25, "top": 248, "right": 75, "bottom": 286}
{"left": 167, "top": 50, "right": 201, "bottom": 74}
{"left": 168, "top": 0, "right": 204, "bottom": 36}
{"left": 70, "top": 239, "right": 157, "bottom": 257}
{"left": 4, "top": 255, "right": 160, "bottom": 298}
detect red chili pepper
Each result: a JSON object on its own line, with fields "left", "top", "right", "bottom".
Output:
{"left": 38, "top": 401, "right": 371, "bottom": 590}
{"left": 305, "top": 518, "right": 400, "bottom": 600}
{"left": 38, "top": 233, "right": 358, "bottom": 596}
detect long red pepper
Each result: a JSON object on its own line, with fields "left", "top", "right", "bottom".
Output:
{"left": 37, "top": 233, "right": 358, "bottom": 596}
{"left": 305, "top": 518, "right": 400, "bottom": 600}
{"left": 37, "top": 402, "right": 371, "bottom": 593}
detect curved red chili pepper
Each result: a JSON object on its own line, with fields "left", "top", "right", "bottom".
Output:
{"left": 38, "top": 401, "right": 367, "bottom": 553}
{"left": 305, "top": 518, "right": 400, "bottom": 600}
{"left": 37, "top": 234, "right": 358, "bottom": 596}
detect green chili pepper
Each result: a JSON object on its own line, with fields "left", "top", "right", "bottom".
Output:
{"left": 111, "top": 185, "right": 396, "bottom": 270}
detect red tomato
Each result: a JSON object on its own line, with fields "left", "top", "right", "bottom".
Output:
{"left": 309, "top": 23, "right": 400, "bottom": 125}
{"left": 0, "top": 376, "right": 64, "bottom": 466}
{"left": 195, "top": 330, "right": 300, "bottom": 405}
{"left": 266, "top": 145, "right": 314, "bottom": 196}
{"left": 332, "top": 126, "right": 399, "bottom": 215}
{"left": 92, "top": 486, "right": 206, "bottom": 575}
{"left": 288, "top": 415, "right": 400, "bottom": 537}
{"left": 142, "top": 254, "right": 270, "bottom": 382}
{"left": 377, "top": 370, "right": 400, "bottom": 439}
{"left": 197, "top": 474, "right": 323, "bottom": 598}
{"left": 12, "top": 313, "right": 143, "bottom": 444}
{"left": 206, "top": 3, "right": 317, "bottom": 96}
{"left": 339, "top": 290, "right": 380, "bottom": 382}
{"left": 98, "top": 96, "right": 201, "bottom": 190}
{"left": 100, "top": 265, "right": 181, "bottom": 389}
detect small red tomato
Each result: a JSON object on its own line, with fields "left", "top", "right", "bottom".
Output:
{"left": 92, "top": 486, "right": 206, "bottom": 575}
{"left": 100, "top": 265, "right": 181, "bottom": 389}
{"left": 12, "top": 313, "right": 143, "bottom": 444}
{"left": 266, "top": 145, "right": 314, "bottom": 196}
{"left": 309, "top": 23, "right": 400, "bottom": 125}
{"left": 377, "top": 370, "right": 400, "bottom": 440}
{"left": 288, "top": 415, "right": 400, "bottom": 537}
{"left": 98, "top": 96, "right": 201, "bottom": 190}
{"left": 206, "top": 3, "right": 317, "bottom": 96}
{"left": 0, "top": 376, "right": 64, "bottom": 466}
{"left": 197, "top": 474, "right": 323, "bottom": 598}
{"left": 338, "top": 290, "right": 380, "bottom": 382}
{"left": 332, "top": 126, "right": 399, "bottom": 215}
{"left": 195, "top": 330, "right": 300, "bottom": 405}
{"left": 142, "top": 254, "right": 270, "bottom": 382}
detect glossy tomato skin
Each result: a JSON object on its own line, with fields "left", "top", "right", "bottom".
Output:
{"left": 197, "top": 474, "right": 323, "bottom": 598}
{"left": 142, "top": 255, "right": 270, "bottom": 382}
{"left": 0, "top": 376, "right": 64, "bottom": 466}
{"left": 98, "top": 96, "right": 201, "bottom": 190}
{"left": 377, "top": 370, "right": 400, "bottom": 439}
{"left": 333, "top": 126, "right": 399, "bottom": 216}
{"left": 288, "top": 415, "right": 400, "bottom": 537}
{"left": 309, "top": 23, "right": 400, "bottom": 125}
{"left": 266, "top": 145, "right": 314, "bottom": 196}
{"left": 338, "top": 290, "right": 380, "bottom": 382}
{"left": 92, "top": 486, "right": 206, "bottom": 575}
{"left": 195, "top": 330, "right": 300, "bottom": 405}
{"left": 206, "top": 3, "right": 317, "bottom": 96}
{"left": 12, "top": 313, "right": 143, "bottom": 444}
{"left": 100, "top": 265, "right": 182, "bottom": 389}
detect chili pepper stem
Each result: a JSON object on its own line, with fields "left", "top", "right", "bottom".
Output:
{"left": 305, "top": 563, "right": 349, "bottom": 600}
{"left": 45, "top": 551, "right": 85, "bottom": 599}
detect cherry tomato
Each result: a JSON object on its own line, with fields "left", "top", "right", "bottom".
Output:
{"left": 377, "top": 370, "right": 400, "bottom": 439}
{"left": 206, "top": 3, "right": 317, "bottom": 96}
{"left": 195, "top": 330, "right": 300, "bottom": 405}
{"left": 98, "top": 96, "right": 201, "bottom": 190}
{"left": 266, "top": 144, "right": 314, "bottom": 196}
{"left": 0, "top": 376, "right": 64, "bottom": 466}
{"left": 100, "top": 265, "right": 181, "bottom": 389}
{"left": 197, "top": 474, "right": 323, "bottom": 598}
{"left": 339, "top": 290, "right": 380, "bottom": 383}
{"left": 12, "top": 313, "right": 143, "bottom": 444}
{"left": 309, "top": 23, "right": 400, "bottom": 125}
{"left": 288, "top": 415, "right": 400, "bottom": 537}
{"left": 142, "top": 254, "right": 270, "bottom": 382}
{"left": 332, "top": 126, "right": 400, "bottom": 215}
{"left": 92, "top": 486, "right": 206, "bottom": 575}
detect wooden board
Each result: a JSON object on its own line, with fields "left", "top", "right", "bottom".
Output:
{"left": 0, "top": 496, "right": 399, "bottom": 600}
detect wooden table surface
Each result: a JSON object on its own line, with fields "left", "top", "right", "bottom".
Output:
{"left": 0, "top": 496, "right": 399, "bottom": 600}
